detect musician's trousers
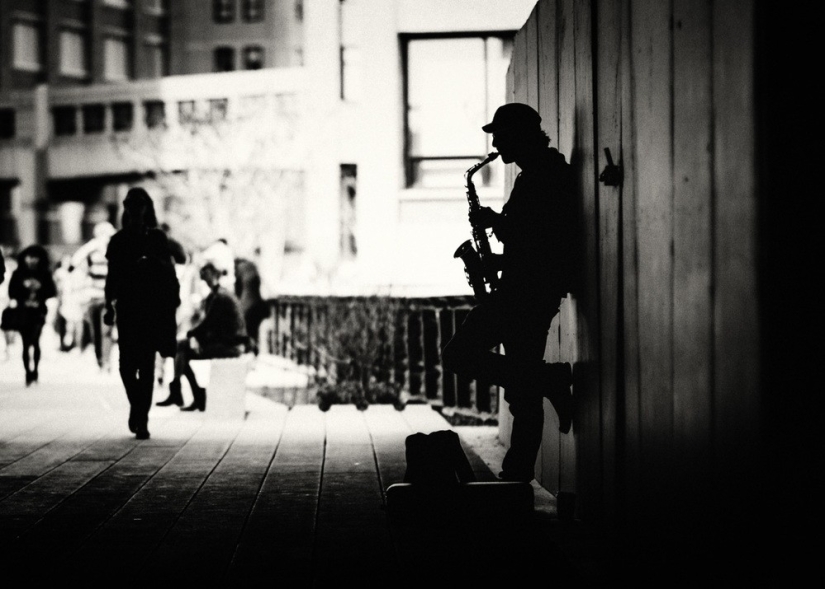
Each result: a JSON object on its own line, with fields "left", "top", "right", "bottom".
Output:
{"left": 441, "top": 296, "right": 561, "bottom": 480}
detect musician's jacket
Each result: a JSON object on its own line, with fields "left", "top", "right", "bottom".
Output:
{"left": 491, "top": 146, "right": 576, "bottom": 308}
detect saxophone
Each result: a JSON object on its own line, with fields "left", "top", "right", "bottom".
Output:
{"left": 454, "top": 152, "right": 500, "bottom": 301}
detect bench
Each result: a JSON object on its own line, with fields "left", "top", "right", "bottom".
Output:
{"left": 189, "top": 354, "right": 253, "bottom": 421}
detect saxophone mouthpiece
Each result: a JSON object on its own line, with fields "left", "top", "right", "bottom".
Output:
{"left": 487, "top": 152, "right": 500, "bottom": 162}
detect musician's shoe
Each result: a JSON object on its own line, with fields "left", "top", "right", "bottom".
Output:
{"left": 135, "top": 428, "right": 150, "bottom": 440}
{"left": 542, "top": 362, "right": 573, "bottom": 434}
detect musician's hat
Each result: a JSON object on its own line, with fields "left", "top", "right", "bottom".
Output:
{"left": 482, "top": 103, "right": 542, "bottom": 133}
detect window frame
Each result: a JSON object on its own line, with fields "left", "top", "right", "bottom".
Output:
{"left": 112, "top": 102, "right": 135, "bottom": 132}
{"left": 0, "top": 109, "right": 16, "bottom": 140}
{"left": 12, "top": 20, "right": 44, "bottom": 72}
{"left": 401, "top": 31, "right": 514, "bottom": 189}
{"left": 241, "top": 0, "right": 265, "bottom": 23}
{"left": 82, "top": 103, "right": 106, "bottom": 134}
{"left": 53, "top": 106, "right": 78, "bottom": 137}
{"left": 103, "top": 36, "right": 132, "bottom": 81}
{"left": 213, "top": 46, "right": 236, "bottom": 72}
{"left": 59, "top": 28, "right": 89, "bottom": 78}
{"left": 213, "top": 0, "right": 235, "bottom": 24}
{"left": 242, "top": 45, "right": 264, "bottom": 70}
{"left": 143, "top": 100, "right": 166, "bottom": 129}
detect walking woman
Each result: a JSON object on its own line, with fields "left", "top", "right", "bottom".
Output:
{"left": 7, "top": 245, "right": 57, "bottom": 385}
{"left": 104, "top": 187, "right": 180, "bottom": 439}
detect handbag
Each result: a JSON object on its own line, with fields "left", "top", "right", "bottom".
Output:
{"left": 1, "top": 306, "right": 24, "bottom": 331}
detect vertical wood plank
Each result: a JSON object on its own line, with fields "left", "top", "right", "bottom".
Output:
{"left": 671, "top": 0, "right": 713, "bottom": 538}
{"left": 712, "top": 0, "right": 759, "bottom": 547}
{"left": 618, "top": 0, "right": 642, "bottom": 559}
{"left": 536, "top": 0, "right": 562, "bottom": 491}
{"left": 595, "top": 0, "right": 623, "bottom": 536}
{"left": 538, "top": 0, "right": 560, "bottom": 145}
{"left": 630, "top": 0, "right": 674, "bottom": 549}
{"left": 556, "top": 0, "right": 577, "bottom": 494}
{"left": 525, "top": 3, "right": 541, "bottom": 110}
{"left": 569, "top": 0, "right": 600, "bottom": 526}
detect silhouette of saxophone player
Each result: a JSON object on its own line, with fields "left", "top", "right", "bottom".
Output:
{"left": 442, "top": 103, "right": 577, "bottom": 483}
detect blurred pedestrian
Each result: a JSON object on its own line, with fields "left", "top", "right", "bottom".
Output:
{"left": 7, "top": 245, "right": 57, "bottom": 385}
{"left": 154, "top": 222, "right": 189, "bottom": 387}
{"left": 104, "top": 187, "right": 180, "bottom": 440}
{"left": 234, "top": 256, "right": 269, "bottom": 355}
{"left": 53, "top": 255, "right": 86, "bottom": 352}
{"left": 201, "top": 237, "right": 235, "bottom": 291}
{"left": 160, "top": 222, "right": 188, "bottom": 265}
{"left": 0, "top": 246, "right": 16, "bottom": 361}
{"left": 156, "top": 262, "right": 247, "bottom": 411}
{"left": 69, "top": 221, "right": 116, "bottom": 371}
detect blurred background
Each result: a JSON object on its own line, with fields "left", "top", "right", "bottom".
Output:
{"left": 0, "top": 0, "right": 536, "bottom": 298}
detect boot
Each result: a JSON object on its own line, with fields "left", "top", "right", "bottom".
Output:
{"left": 181, "top": 385, "right": 206, "bottom": 412}
{"left": 542, "top": 362, "right": 573, "bottom": 434}
{"left": 156, "top": 380, "right": 184, "bottom": 407}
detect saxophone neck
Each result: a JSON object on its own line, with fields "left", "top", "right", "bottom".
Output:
{"left": 464, "top": 152, "right": 500, "bottom": 184}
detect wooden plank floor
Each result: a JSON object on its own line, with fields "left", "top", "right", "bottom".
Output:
{"left": 0, "top": 348, "right": 588, "bottom": 587}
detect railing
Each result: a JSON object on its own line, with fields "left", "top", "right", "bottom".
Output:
{"left": 261, "top": 295, "right": 500, "bottom": 425}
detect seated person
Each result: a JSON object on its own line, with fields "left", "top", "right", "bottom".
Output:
{"left": 156, "top": 262, "right": 248, "bottom": 411}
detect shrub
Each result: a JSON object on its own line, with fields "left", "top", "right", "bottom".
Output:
{"left": 312, "top": 296, "right": 404, "bottom": 411}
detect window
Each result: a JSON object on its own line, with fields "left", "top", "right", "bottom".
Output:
{"left": 178, "top": 100, "right": 196, "bottom": 124}
{"left": 82, "top": 104, "right": 105, "bottom": 133}
{"left": 340, "top": 164, "right": 357, "bottom": 259}
{"left": 0, "top": 182, "right": 17, "bottom": 245}
{"left": 103, "top": 37, "right": 130, "bottom": 81}
{"left": 144, "top": 42, "right": 168, "bottom": 77}
{"left": 59, "top": 30, "right": 88, "bottom": 77}
{"left": 243, "top": 46, "right": 264, "bottom": 70}
{"left": 208, "top": 99, "right": 228, "bottom": 122}
{"left": 339, "top": 0, "right": 362, "bottom": 101}
{"left": 213, "top": 0, "right": 235, "bottom": 23}
{"left": 242, "top": 0, "right": 264, "bottom": 22}
{"left": 0, "top": 110, "right": 15, "bottom": 139}
{"left": 238, "top": 94, "right": 266, "bottom": 119}
{"left": 404, "top": 35, "right": 512, "bottom": 188}
{"left": 13, "top": 22, "right": 42, "bottom": 72}
{"left": 53, "top": 106, "right": 77, "bottom": 137}
{"left": 214, "top": 47, "right": 235, "bottom": 72}
{"left": 144, "top": 100, "right": 165, "bottom": 128}
{"left": 112, "top": 102, "right": 134, "bottom": 131}
{"left": 103, "top": 0, "right": 132, "bottom": 7}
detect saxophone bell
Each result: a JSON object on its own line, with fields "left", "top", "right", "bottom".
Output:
{"left": 454, "top": 152, "right": 502, "bottom": 301}
{"left": 453, "top": 239, "right": 487, "bottom": 300}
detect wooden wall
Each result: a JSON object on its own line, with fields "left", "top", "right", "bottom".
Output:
{"left": 500, "top": 0, "right": 788, "bottom": 579}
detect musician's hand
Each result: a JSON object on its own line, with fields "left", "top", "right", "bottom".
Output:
{"left": 488, "top": 253, "right": 505, "bottom": 271}
{"left": 469, "top": 206, "right": 499, "bottom": 229}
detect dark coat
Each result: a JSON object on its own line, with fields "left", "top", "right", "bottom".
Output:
{"left": 8, "top": 246, "right": 57, "bottom": 329}
{"left": 491, "top": 147, "right": 577, "bottom": 306}
{"left": 105, "top": 227, "right": 180, "bottom": 356}
{"left": 187, "top": 286, "right": 248, "bottom": 352}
